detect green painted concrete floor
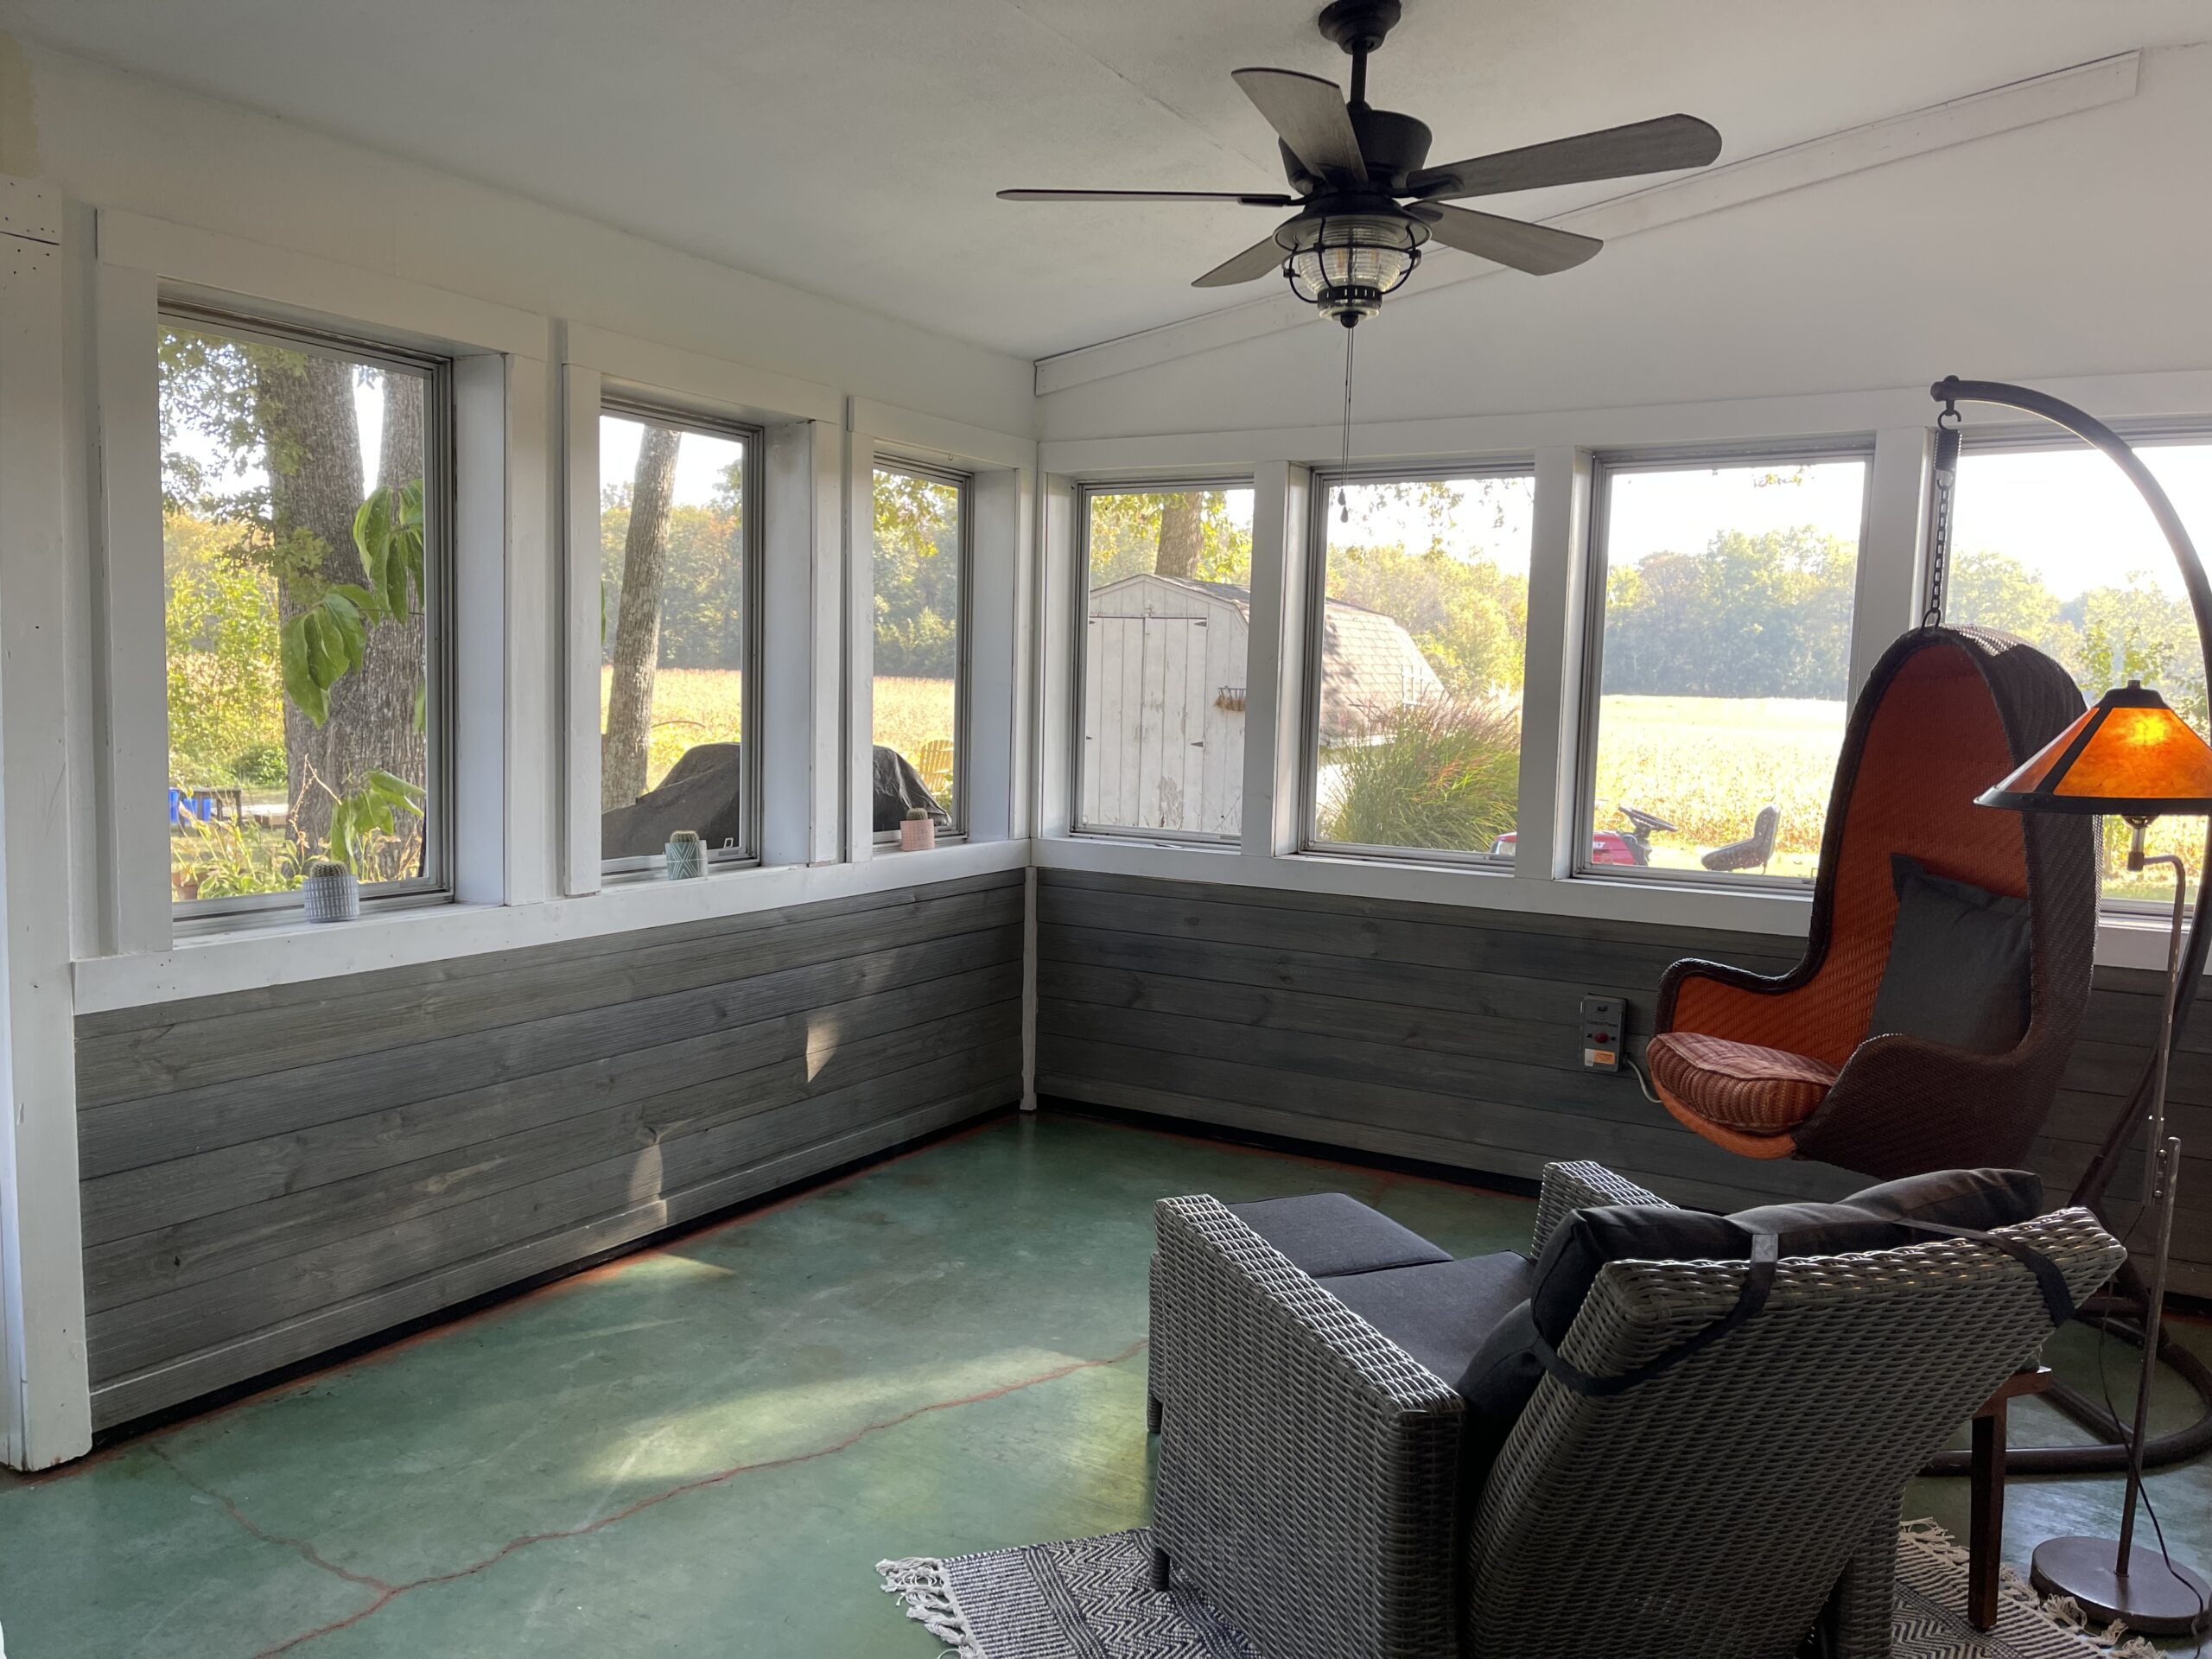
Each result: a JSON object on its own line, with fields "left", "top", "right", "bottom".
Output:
{"left": 3, "top": 1110, "right": 2209, "bottom": 1657}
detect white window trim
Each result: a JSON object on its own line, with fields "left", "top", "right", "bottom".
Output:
{"left": 1298, "top": 460, "right": 1539, "bottom": 868}
{"left": 156, "top": 302, "right": 461, "bottom": 926}
{"left": 1067, "top": 472, "right": 1266, "bottom": 849}
{"left": 1570, "top": 437, "right": 1877, "bottom": 892}
{"left": 847, "top": 398, "right": 1035, "bottom": 866}
{"left": 582, "top": 395, "right": 765, "bottom": 882}
{"left": 92, "top": 211, "right": 550, "bottom": 955}
{"left": 559, "top": 327, "right": 843, "bottom": 896}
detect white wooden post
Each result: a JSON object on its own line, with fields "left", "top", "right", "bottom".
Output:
{"left": 1241, "top": 461, "right": 1307, "bottom": 858}
{"left": 1857, "top": 426, "right": 1935, "bottom": 697}
{"left": 0, "top": 177, "right": 92, "bottom": 1468}
{"left": 1520, "top": 446, "right": 1593, "bottom": 881}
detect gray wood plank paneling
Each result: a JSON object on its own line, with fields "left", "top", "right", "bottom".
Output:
{"left": 79, "top": 877, "right": 1020, "bottom": 1108}
{"left": 1034, "top": 868, "right": 2210, "bottom": 1297}
{"left": 80, "top": 894, "right": 1020, "bottom": 1179}
{"left": 77, "top": 872, "right": 1024, "bottom": 1425}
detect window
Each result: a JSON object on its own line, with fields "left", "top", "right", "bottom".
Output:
{"left": 597, "top": 404, "right": 759, "bottom": 874}
{"left": 1580, "top": 452, "right": 1870, "bottom": 882}
{"left": 1945, "top": 435, "right": 2212, "bottom": 906}
{"left": 872, "top": 462, "right": 969, "bottom": 837}
{"left": 159, "top": 308, "right": 450, "bottom": 915}
{"left": 1077, "top": 484, "right": 1255, "bottom": 839}
{"left": 1304, "top": 470, "right": 1536, "bottom": 859}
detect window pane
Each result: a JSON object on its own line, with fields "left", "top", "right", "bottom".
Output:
{"left": 1587, "top": 457, "right": 1867, "bottom": 880}
{"left": 1948, "top": 441, "right": 2212, "bottom": 905}
{"left": 873, "top": 467, "right": 963, "bottom": 833}
{"left": 1308, "top": 475, "right": 1535, "bottom": 855}
{"left": 1080, "top": 486, "right": 1255, "bottom": 837}
{"left": 160, "top": 319, "right": 438, "bottom": 908}
{"left": 597, "top": 413, "right": 751, "bottom": 867}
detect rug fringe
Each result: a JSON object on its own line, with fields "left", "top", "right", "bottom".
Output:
{"left": 878, "top": 1555, "right": 984, "bottom": 1659}
{"left": 1900, "top": 1519, "right": 2159, "bottom": 1658}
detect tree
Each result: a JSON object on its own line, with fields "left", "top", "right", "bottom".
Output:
{"left": 1600, "top": 525, "right": 1856, "bottom": 698}
{"left": 871, "top": 470, "right": 963, "bottom": 678}
{"left": 1154, "top": 495, "right": 1202, "bottom": 579}
{"left": 601, "top": 424, "right": 682, "bottom": 807}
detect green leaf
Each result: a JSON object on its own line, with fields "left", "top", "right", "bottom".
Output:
{"left": 367, "top": 769, "right": 426, "bottom": 810}
{"left": 281, "top": 614, "right": 328, "bottom": 727}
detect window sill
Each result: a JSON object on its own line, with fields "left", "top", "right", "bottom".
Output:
{"left": 74, "top": 839, "right": 1029, "bottom": 1015}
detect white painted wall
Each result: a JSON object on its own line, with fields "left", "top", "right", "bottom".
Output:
{"left": 1, "top": 40, "right": 1036, "bottom": 440}
{"left": 1035, "top": 45, "right": 2212, "bottom": 445}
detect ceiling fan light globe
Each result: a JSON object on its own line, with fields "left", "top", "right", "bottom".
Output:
{"left": 1283, "top": 213, "right": 1421, "bottom": 321}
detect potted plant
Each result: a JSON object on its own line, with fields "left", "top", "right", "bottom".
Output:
{"left": 664, "top": 828, "right": 705, "bottom": 880}
{"left": 300, "top": 857, "right": 359, "bottom": 923}
{"left": 899, "top": 806, "right": 936, "bottom": 853}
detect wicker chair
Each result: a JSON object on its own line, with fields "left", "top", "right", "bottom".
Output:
{"left": 1147, "top": 1160, "right": 2124, "bottom": 1659}
{"left": 1651, "top": 627, "right": 2097, "bottom": 1179}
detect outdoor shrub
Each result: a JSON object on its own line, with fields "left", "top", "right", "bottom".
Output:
{"left": 1318, "top": 695, "right": 1521, "bottom": 852}
{"left": 230, "top": 741, "right": 287, "bottom": 788}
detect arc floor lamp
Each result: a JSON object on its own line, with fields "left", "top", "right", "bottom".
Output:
{"left": 1941, "top": 376, "right": 2212, "bottom": 1633}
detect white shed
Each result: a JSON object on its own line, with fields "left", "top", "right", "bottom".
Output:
{"left": 1084, "top": 574, "right": 1440, "bottom": 836}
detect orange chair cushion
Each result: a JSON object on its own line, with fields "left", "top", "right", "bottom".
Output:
{"left": 1647, "top": 1032, "right": 1840, "bottom": 1134}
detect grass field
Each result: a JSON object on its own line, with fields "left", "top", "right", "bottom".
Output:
{"left": 1593, "top": 695, "right": 1845, "bottom": 880}
{"left": 607, "top": 668, "right": 957, "bottom": 790}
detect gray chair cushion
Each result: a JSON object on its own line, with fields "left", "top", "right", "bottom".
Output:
{"left": 1318, "top": 1251, "right": 1535, "bottom": 1392}
{"left": 1229, "top": 1192, "right": 1452, "bottom": 1279}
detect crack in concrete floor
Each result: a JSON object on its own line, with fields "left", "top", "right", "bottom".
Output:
{"left": 153, "top": 1338, "right": 1148, "bottom": 1657}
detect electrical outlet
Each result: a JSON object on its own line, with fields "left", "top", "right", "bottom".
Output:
{"left": 1580, "top": 995, "right": 1625, "bottom": 1073}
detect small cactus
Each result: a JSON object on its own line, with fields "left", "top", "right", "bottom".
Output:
{"left": 308, "top": 857, "right": 350, "bottom": 878}
{"left": 669, "top": 829, "right": 701, "bottom": 844}
{"left": 905, "top": 806, "right": 931, "bottom": 822}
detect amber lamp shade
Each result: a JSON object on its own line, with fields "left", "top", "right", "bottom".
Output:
{"left": 1978, "top": 680, "right": 2212, "bottom": 817}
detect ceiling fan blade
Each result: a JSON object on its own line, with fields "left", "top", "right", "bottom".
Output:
{"left": 1192, "top": 235, "right": 1288, "bottom": 289}
{"left": 999, "top": 188, "right": 1299, "bottom": 205}
{"left": 1231, "top": 67, "right": 1368, "bottom": 182}
{"left": 1414, "top": 203, "right": 1602, "bottom": 275}
{"left": 1408, "top": 114, "right": 1722, "bottom": 200}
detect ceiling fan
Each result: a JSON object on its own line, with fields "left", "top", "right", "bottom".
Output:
{"left": 999, "top": 0, "right": 1722, "bottom": 327}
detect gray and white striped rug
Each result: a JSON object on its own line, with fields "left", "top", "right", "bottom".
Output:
{"left": 879, "top": 1522, "right": 2155, "bottom": 1659}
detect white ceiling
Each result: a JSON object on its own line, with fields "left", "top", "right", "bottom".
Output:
{"left": 2, "top": 0, "right": 2203, "bottom": 359}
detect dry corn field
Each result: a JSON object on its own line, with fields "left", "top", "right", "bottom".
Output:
{"left": 607, "top": 668, "right": 957, "bottom": 790}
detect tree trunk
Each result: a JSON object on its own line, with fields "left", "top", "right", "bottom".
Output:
{"left": 362, "top": 374, "right": 427, "bottom": 875}
{"left": 1155, "top": 495, "right": 1202, "bottom": 580}
{"left": 601, "top": 424, "right": 682, "bottom": 809}
{"left": 264, "top": 353, "right": 363, "bottom": 859}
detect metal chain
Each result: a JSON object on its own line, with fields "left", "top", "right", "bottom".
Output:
{"left": 1338, "top": 327, "right": 1356, "bottom": 522}
{"left": 1923, "top": 404, "right": 1961, "bottom": 627}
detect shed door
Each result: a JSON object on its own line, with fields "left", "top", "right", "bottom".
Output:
{"left": 1084, "top": 613, "right": 1214, "bottom": 831}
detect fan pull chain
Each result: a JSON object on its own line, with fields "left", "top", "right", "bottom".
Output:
{"left": 1339, "top": 327, "right": 1357, "bottom": 522}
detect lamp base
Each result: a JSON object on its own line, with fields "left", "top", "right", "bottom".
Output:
{"left": 2029, "top": 1535, "right": 2210, "bottom": 1635}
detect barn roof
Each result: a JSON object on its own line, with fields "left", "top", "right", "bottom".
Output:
{"left": 1090, "top": 573, "right": 1442, "bottom": 743}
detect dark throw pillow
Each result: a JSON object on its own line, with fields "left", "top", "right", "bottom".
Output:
{"left": 1458, "top": 1168, "right": 2046, "bottom": 1468}
{"left": 1867, "top": 854, "right": 2031, "bottom": 1054}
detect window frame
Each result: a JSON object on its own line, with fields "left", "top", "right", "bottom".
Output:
{"left": 871, "top": 455, "right": 974, "bottom": 844}
{"left": 1070, "top": 477, "right": 1258, "bottom": 845}
{"left": 594, "top": 395, "right": 766, "bottom": 880}
{"left": 159, "top": 301, "right": 460, "bottom": 927}
{"left": 1935, "top": 418, "right": 2212, "bottom": 918}
{"left": 1298, "top": 461, "right": 1539, "bottom": 868}
{"left": 1573, "top": 438, "right": 1876, "bottom": 890}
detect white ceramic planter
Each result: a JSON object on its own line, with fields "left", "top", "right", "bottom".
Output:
{"left": 664, "top": 834, "right": 705, "bottom": 880}
{"left": 301, "top": 866, "right": 359, "bottom": 923}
